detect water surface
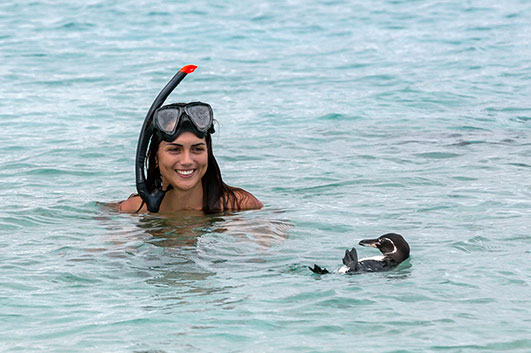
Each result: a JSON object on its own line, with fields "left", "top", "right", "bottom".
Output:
{"left": 1, "top": 0, "right": 530, "bottom": 352}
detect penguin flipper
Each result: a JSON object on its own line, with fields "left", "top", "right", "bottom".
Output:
{"left": 342, "top": 248, "right": 358, "bottom": 271}
{"left": 309, "top": 264, "right": 330, "bottom": 274}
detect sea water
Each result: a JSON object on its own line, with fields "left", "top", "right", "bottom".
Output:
{"left": 1, "top": 0, "right": 530, "bottom": 352}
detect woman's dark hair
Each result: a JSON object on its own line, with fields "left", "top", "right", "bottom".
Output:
{"left": 145, "top": 130, "right": 249, "bottom": 213}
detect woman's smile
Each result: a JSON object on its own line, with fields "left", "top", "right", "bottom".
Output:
{"left": 175, "top": 169, "right": 195, "bottom": 177}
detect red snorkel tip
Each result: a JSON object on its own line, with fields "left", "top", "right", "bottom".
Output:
{"left": 179, "top": 65, "right": 197, "bottom": 74}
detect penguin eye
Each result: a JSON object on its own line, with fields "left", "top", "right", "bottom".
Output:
{"left": 379, "top": 238, "right": 396, "bottom": 253}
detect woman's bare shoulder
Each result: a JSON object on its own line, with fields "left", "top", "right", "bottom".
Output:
{"left": 116, "top": 194, "right": 146, "bottom": 213}
{"left": 234, "top": 189, "right": 264, "bottom": 210}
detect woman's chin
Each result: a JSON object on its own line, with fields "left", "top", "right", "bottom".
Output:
{"left": 170, "top": 178, "right": 202, "bottom": 192}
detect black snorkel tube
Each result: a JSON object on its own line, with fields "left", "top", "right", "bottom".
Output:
{"left": 135, "top": 64, "right": 197, "bottom": 212}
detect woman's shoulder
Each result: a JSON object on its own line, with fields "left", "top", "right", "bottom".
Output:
{"left": 117, "top": 194, "right": 146, "bottom": 213}
{"left": 231, "top": 188, "right": 263, "bottom": 210}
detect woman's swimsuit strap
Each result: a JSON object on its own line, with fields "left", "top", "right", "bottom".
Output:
{"left": 135, "top": 201, "right": 145, "bottom": 213}
{"left": 127, "top": 193, "right": 146, "bottom": 213}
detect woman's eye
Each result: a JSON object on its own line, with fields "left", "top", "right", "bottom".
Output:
{"left": 192, "top": 147, "right": 205, "bottom": 153}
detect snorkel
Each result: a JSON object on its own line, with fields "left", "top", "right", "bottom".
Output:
{"left": 135, "top": 64, "right": 197, "bottom": 212}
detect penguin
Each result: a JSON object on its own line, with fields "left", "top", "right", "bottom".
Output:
{"left": 309, "top": 233, "right": 410, "bottom": 274}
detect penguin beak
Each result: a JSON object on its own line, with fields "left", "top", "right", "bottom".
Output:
{"left": 359, "top": 238, "right": 380, "bottom": 248}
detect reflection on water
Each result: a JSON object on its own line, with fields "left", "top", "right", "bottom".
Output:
{"left": 136, "top": 209, "right": 292, "bottom": 250}
{"left": 95, "top": 208, "right": 295, "bottom": 293}
{"left": 130, "top": 210, "right": 294, "bottom": 312}
{"left": 137, "top": 211, "right": 217, "bottom": 248}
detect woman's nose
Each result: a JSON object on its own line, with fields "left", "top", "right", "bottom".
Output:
{"left": 180, "top": 150, "right": 193, "bottom": 165}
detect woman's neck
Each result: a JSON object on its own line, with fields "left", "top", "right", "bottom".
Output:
{"left": 159, "top": 182, "right": 204, "bottom": 212}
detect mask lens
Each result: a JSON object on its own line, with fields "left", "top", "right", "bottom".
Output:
{"left": 187, "top": 104, "right": 212, "bottom": 131}
{"left": 154, "top": 108, "right": 181, "bottom": 134}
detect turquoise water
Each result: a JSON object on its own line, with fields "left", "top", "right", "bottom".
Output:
{"left": 1, "top": 0, "right": 530, "bottom": 351}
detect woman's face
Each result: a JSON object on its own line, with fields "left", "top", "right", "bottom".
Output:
{"left": 157, "top": 132, "right": 208, "bottom": 192}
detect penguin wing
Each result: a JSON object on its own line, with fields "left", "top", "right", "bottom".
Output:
{"left": 309, "top": 264, "right": 330, "bottom": 274}
{"left": 342, "top": 247, "right": 358, "bottom": 271}
{"left": 357, "top": 259, "right": 392, "bottom": 272}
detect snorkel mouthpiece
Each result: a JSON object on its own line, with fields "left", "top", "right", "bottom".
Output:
{"left": 135, "top": 65, "right": 197, "bottom": 212}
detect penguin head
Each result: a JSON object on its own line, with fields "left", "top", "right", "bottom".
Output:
{"left": 359, "top": 233, "right": 410, "bottom": 263}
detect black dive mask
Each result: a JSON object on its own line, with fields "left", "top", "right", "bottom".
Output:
{"left": 135, "top": 65, "right": 201, "bottom": 213}
{"left": 153, "top": 102, "right": 215, "bottom": 141}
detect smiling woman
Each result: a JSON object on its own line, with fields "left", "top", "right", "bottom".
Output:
{"left": 118, "top": 103, "right": 263, "bottom": 213}
{"left": 118, "top": 67, "right": 262, "bottom": 214}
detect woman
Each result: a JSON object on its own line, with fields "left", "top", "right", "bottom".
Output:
{"left": 118, "top": 102, "right": 263, "bottom": 213}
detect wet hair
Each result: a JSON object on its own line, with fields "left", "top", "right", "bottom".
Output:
{"left": 145, "top": 130, "right": 250, "bottom": 213}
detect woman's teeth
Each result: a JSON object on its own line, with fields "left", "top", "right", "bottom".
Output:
{"left": 177, "top": 169, "right": 194, "bottom": 176}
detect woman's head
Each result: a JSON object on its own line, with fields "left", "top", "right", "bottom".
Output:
{"left": 146, "top": 102, "right": 227, "bottom": 212}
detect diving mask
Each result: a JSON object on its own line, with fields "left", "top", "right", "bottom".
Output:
{"left": 153, "top": 102, "right": 215, "bottom": 141}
